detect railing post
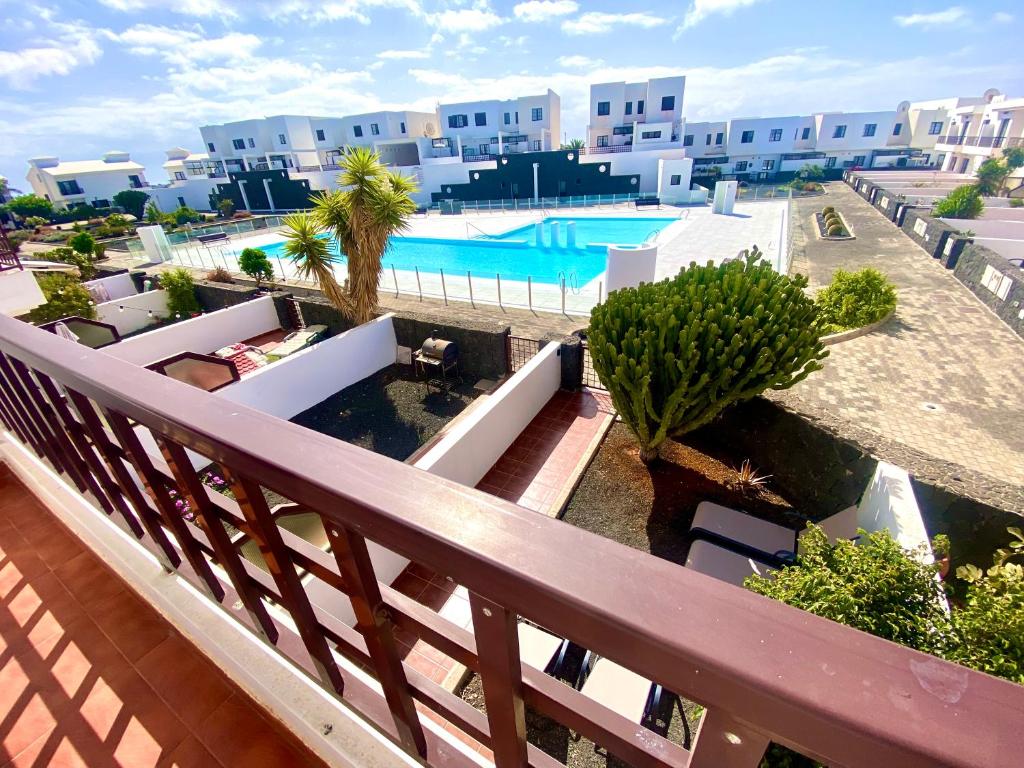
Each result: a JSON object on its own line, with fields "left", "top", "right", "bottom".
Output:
{"left": 688, "top": 709, "right": 770, "bottom": 768}
{"left": 496, "top": 273, "right": 502, "bottom": 309}
{"left": 415, "top": 266, "right": 422, "bottom": 301}
{"left": 392, "top": 265, "right": 400, "bottom": 297}
{"left": 324, "top": 523, "right": 427, "bottom": 757}
{"left": 467, "top": 270, "right": 475, "bottom": 308}
{"left": 440, "top": 268, "right": 448, "bottom": 306}
{"left": 469, "top": 594, "right": 528, "bottom": 767}
{"left": 527, "top": 276, "right": 533, "bottom": 311}
{"left": 561, "top": 275, "right": 566, "bottom": 315}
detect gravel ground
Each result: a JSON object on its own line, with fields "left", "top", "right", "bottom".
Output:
{"left": 289, "top": 365, "right": 478, "bottom": 462}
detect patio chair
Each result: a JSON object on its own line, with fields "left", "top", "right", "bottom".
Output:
{"left": 517, "top": 622, "right": 570, "bottom": 677}
{"left": 575, "top": 652, "right": 662, "bottom": 738}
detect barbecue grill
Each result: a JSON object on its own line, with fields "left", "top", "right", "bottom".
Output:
{"left": 414, "top": 333, "right": 460, "bottom": 387}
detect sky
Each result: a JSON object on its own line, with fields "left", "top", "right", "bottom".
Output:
{"left": 1, "top": 0, "right": 1022, "bottom": 186}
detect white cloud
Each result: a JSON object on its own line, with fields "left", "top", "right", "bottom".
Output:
{"left": 894, "top": 7, "right": 968, "bottom": 27}
{"left": 513, "top": 0, "right": 578, "bottom": 23}
{"left": 992, "top": 11, "right": 1013, "bottom": 23}
{"left": 562, "top": 12, "right": 667, "bottom": 35}
{"left": 679, "top": 0, "right": 762, "bottom": 31}
{"left": 556, "top": 54, "right": 602, "bottom": 68}
{"left": 98, "top": 0, "right": 239, "bottom": 18}
{"left": 110, "top": 24, "right": 263, "bottom": 64}
{"left": 426, "top": 4, "right": 504, "bottom": 32}
{"left": 0, "top": 18, "right": 104, "bottom": 89}
{"left": 376, "top": 49, "right": 431, "bottom": 59}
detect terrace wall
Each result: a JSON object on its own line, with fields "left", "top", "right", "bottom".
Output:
{"left": 414, "top": 341, "right": 560, "bottom": 486}
{"left": 952, "top": 244, "right": 1024, "bottom": 337}
{"left": 218, "top": 314, "right": 398, "bottom": 421}
{"left": 194, "top": 280, "right": 260, "bottom": 311}
{"left": 95, "top": 289, "right": 169, "bottom": 336}
{"left": 84, "top": 272, "right": 138, "bottom": 301}
{"left": 103, "top": 296, "right": 281, "bottom": 366}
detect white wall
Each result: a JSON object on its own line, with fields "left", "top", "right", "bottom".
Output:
{"left": 103, "top": 296, "right": 281, "bottom": 366}
{"left": 84, "top": 272, "right": 137, "bottom": 301}
{"left": 218, "top": 314, "right": 398, "bottom": 420}
{"left": 0, "top": 270, "right": 46, "bottom": 316}
{"left": 856, "top": 461, "right": 933, "bottom": 561}
{"left": 415, "top": 342, "right": 561, "bottom": 486}
{"left": 606, "top": 245, "right": 658, "bottom": 292}
{"left": 147, "top": 178, "right": 222, "bottom": 212}
{"left": 96, "top": 290, "right": 169, "bottom": 336}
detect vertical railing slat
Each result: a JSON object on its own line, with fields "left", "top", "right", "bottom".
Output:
{"left": 157, "top": 437, "right": 278, "bottom": 643}
{"left": 325, "top": 522, "right": 427, "bottom": 756}
{"left": 688, "top": 709, "right": 770, "bottom": 768}
{"left": 0, "top": 352, "right": 54, "bottom": 462}
{"left": 468, "top": 593, "right": 528, "bottom": 767}
{"left": 226, "top": 471, "right": 345, "bottom": 695}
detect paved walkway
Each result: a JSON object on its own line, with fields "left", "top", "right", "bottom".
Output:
{"left": 0, "top": 464, "right": 328, "bottom": 767}
{"left": 782, "top": 182, "right": 1024, "bottom": 486}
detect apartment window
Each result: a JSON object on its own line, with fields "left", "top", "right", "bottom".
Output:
{"left": 531, "top": 107, "right": 543, "bottom": 121}
{"left": 315, "top": 129, "right": 326, "bottom": 141}
{"left": 515, "top": 111, "right": 519, "bottom": 123}
{"left": 174, "top": 171, "right": 186, "bottom": 181}
{"left": 276, "top": 133, "right": 286, "bottom": 145}
{"left": 735, "top": 161, "right": 748, "bottom": 172}
{"left": 705, "top": 134, "right": 712, "bottom": 146}
{"left": 532, "top": 139, "right": 541, "bottom": 150}
{"left": 641, "top": 130, "right": 662, "bottom": 140}
{"left": 448, "top": 114, "right": 468, "bottom": 128}
{"left": 247, "top": 138, "right": 255, "bottom": 148}
{"left": 824, "top": 156, "right": 837, "bottom": 168}
{"left": 504, "top": 112, "right": 511, "bottom": 125}
{"left": 232, "top": 138, "right": 245, "bottom": 150}
{"left": 474, "top": 112, "right": 487, "bottom": 127}
{"left": 57, "top": 180, "right": 82, "bottom": 196}
{"left": 715, "top": 132, "right": 724, "bottom": 144}
{"left": 670, "top": 174, "right": 682, "bottom": 186}
{"left": 625, "top": 102, "right": 632, "bottom": 116}
{"left": 832, "top": 125, "right": 847, "bottom": 139}
{"left": 371, "top": 123, "right": 380, "bottom": 135}
{"left": 863, "top": 123, "right": 877, "bottom": 137}
{"left": 597, "top": 135, "right": 609, "bottom": 147}
{"left": 741, "top": 130, "right": 755, "bottom": 143}
{"left": 400, "top": 122, "right": 406, "bottom": 133}
{"left": 354, "top": 125, "right": 363, "bottom": 137}
{"left": 769, "top": 128, "right": 783, "bottom": 142}
{"left": 683, "top": 134, "right": 694, "bottom": 146}
{"left": 762, "top": 159, "right": 775, "bottom": 171}
{"left": 661, "top": 96, "right": 675, "bottom": 111}
{"left": 597, "top": 101, "right": 610, "bottom": 116}
{"left": 929, "top": 121, "right": 943, "bottom": 135}
{"left": 637, "top": 100, "right": 644, "bottom": 114}
{"left": 207, "top": 142, "right": 216, "bottom": 153}
{"left": 801, "top": 127, "right": 811, "bottom": 140}
{"left": 893, "top": 123, "right": 903, "bottom": 136}
{"left": 852, "top": 155, "right": 866, "bottom": 166}
{"left": 128, "top": 174, "right": 143, "bottom": 188}
{"left": 479, "top": 144, "right": 489, "bottom": 155}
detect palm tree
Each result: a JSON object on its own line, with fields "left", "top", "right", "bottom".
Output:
{"left": 561, "top": 138, "right": 585, "bottom": 150}
{"left": 284, "top": 147, "right": 418, "bottom": 325}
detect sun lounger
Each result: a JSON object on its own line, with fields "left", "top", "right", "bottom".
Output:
{"left": 265, "top": 324, "right": 327, "bottom": 361}
{"left": 517, "top": 622, "right": 569, "bottom": 675}
{"left": 577, "top": 653, "right": 661, "bottom": 726}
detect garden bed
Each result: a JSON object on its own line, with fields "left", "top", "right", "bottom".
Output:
{"left": 289, "top": 364, "right": 479, "bottom": 462}
{"left": 814, "top": 210, "right": 854, "bottom": 240}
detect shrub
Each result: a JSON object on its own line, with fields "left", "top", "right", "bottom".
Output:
{"left": 43, "top": 246, "right": 97, "bottom": 280}
{"left": 67, "top": 231, "right": 95, "bottom": 255}
{"left": 933, "top": 184, "right": 984, "bottom": 219}
{"left": 822, "top": 206, "right": 835, "bottom": 215}
{"left": 7, "top": 230, "right": 31, "bottom": 250}
{"left": 24, "top": 216, "right": 49, "bottom": 228}
{"left": 172, "top": 205, "right": 200, "bottom": 225}
{"left": 159, "top": 268, "right": 200, "bottom": 317}
{"left": 948, "top": 528, "right": 1024, "bottom": 684}
{"left": 27, "top": 274, "right": 96, "bottom": 324}
{"left": 238, "top": 247, "right": 274, "bottom": 287}
{"left": 815, "top": 268, "right": 896, "bottom": 333}
{"left": 588, "top": 247, "right": 827, "bottom": 462}
{"left": 1010, "top": 198, "right": 1023, "bottom": 208}
{"left": 205, "top": 266, "right": 234, "bottom": 283}
{"left": 3, "top": 193, "right": 53, "bottom": 219}
{"left": 145, "top": 201, "right": 163, "bottom": 223}
{"left": 217, "top": 198, "right": 235, "bottom": 218}
{"left": 798, "top": 164, "right": 825, "bottom": 181}
{"left": 112, "top": 190, "right": 149, "bottom": 220}
{"left": 826, "top": 224, "right": 844, "bottom": 236}
{"left": 746, "top": 526, "right": 955, "bottom": 656}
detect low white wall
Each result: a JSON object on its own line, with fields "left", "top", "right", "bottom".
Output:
{"left": 84, "top": 272, "right": 137, "bottom": 301}
{"left": 0, "top": 269, "right": 46, "bottom": 316}
{"left": 856, "top": 461, "right": 933, "bottom": 561}
{"left": 103, "top": 296, "right": 281, "bottom": 366}
{"left": 415, "top": 342, "right": 561, "bottom": 486}
{"left": 605, "top": 244, "right": 658, "bottom": 293}
{"left": 218, "top": 314, "right": 398, "bottom": 421}
{"left": 96, "top": 290, "right": 169, "bottom": 336}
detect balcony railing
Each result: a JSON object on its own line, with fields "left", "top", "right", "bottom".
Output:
{"left": 937, "top": 135, "right": 1023, "bottom": 148}
{"left": 0, "top": 313, "right": 1021, "bottom": 768}
{"left": 0, "top": 225, "right": 21, "bottom": 272}
{"left": 582, "top": 144, "right": 634, "bottom": 155}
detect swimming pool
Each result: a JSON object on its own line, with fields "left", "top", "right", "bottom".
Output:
{"left": 242, "top": 216, "right": 673, "bottom": 286}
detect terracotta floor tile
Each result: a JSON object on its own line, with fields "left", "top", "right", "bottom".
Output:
{"left": 88, "top": 592, "right": 174, "bottom": 664}
{"left": 0, "top": 690, "right": 61, "bottom": 760}
{"left": 197, "top": 695, "right": 319, "bottom": 768}
{"left": 135, "top": 635, "right": 234, "bottom": 729}
{"left": 52, "top": 552, "right": 127, "bottom": 611}
{"left": 156, "top": 734, "right": 225, "bottom": 768}
{"left": 2, "top": 727, "right": 92, "bottom": 768}
{"left": 34, "top": 616, "right": 127, "bottom": 700}
{"left": 20, "top": 527, "right": 85, "bottom": 572}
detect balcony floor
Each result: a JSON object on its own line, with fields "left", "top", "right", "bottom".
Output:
{"left": 0, "top": 463, "right": 328, "bottom": 767}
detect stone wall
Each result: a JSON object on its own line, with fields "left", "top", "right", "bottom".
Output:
{"left": 900, "top": 209, "right": 960, "bottom": 259}
{"left": 390, "top": 310, "right": 509, "bottom": 382}
{"left": 952, "top": 244, "right": 1024, "bottom": 336}
{"left": 193, "top": 280, "right": 260, "bottom": 311}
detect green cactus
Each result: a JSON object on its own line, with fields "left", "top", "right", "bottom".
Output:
{"left": 588, "top": 246, "right": 828, "bottom": 462}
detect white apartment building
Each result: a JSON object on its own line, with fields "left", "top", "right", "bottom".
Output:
{"left": 437, "top": 90, "right": 560, "bottom": 159}
{"left": 935, "top": 90, "right": 1024, "bottom": 178}
{"left": 587, "top": 77, "right": 686, "bottom": 152}
{"left": 142, "top": 148, "right": 224, "bottom": 212}
{"left": 25, "top": 151, "right": 147, "bottom": 210}
{"left": 199, "top": 115, "right": 348, "bottom": 174}
{"left": 339, "top": 110, "right": 439, "bottom": 168}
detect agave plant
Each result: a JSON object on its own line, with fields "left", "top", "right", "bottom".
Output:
{"left": 735, "top": 459, "right": 772, "bottom": 493}
{"left": 283, "top": 147, "right": 419, "bottom": 325}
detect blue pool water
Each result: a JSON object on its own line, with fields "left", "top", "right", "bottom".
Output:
{"left": 250, "top": 216, "right": 672, "bottom": 285}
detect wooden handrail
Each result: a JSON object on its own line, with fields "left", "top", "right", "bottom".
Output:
{"left": 0, "top": 312, "right": 1021, "bottom": 768}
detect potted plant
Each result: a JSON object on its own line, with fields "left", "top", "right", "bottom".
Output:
{"left": 932, "top": 534, "right": 951, "bottom": 579}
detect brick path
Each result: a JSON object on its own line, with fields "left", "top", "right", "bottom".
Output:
{"left": 781, "top": 182, "right": 1024, "bottom": 486}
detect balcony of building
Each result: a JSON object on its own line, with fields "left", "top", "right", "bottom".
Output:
{"left": 0, "top": 313, "right": 1021, "bottom": 768}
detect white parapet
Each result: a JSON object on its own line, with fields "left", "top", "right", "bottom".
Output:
{"left": 605, "top": 244, "right": 659, "bottom": 294}
{"left": 0, "top": 269, "right": 46, "bottom": 317}
{"left": 137, "top": 225, "right": 174, "bottom": 263}
{"left": 712, "top": 181, "right": 738, "bottom": 215}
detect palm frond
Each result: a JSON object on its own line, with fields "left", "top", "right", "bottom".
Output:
{"left": 282, "top": 212, "right": 354, "bottom": 318}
